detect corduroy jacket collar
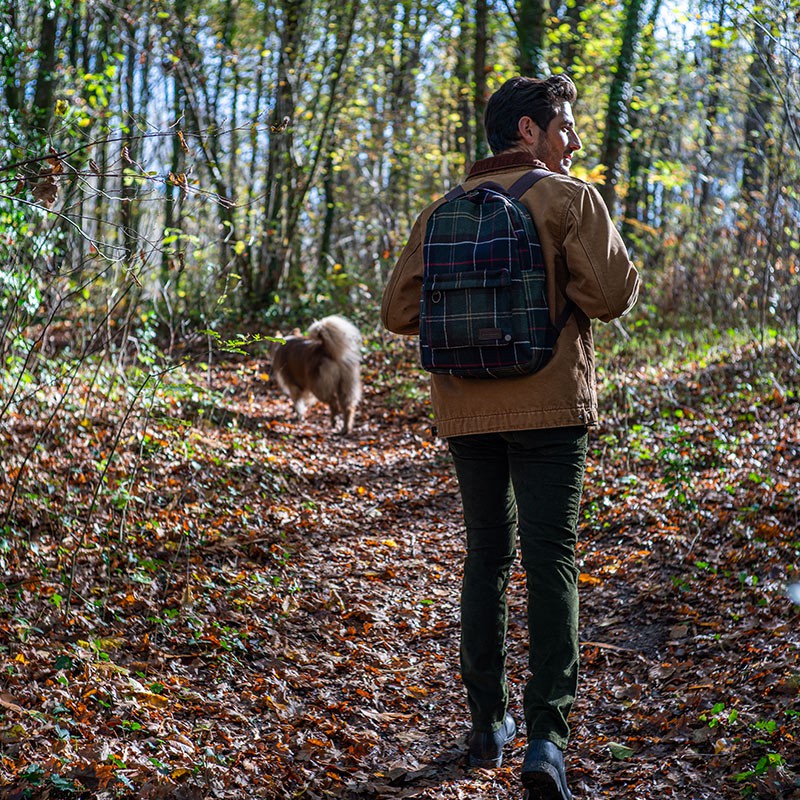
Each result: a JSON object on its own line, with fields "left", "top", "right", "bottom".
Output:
{"left": 467, "top": 151, "right": 549, "bottom": 179}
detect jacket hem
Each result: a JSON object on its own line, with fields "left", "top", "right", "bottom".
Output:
{"left": 435, "top": 407, "right": 597, "bottom": 438}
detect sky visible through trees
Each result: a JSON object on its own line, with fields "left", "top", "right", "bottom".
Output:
{"left": 1, "top": 0, "right": 798, "bottom": 332}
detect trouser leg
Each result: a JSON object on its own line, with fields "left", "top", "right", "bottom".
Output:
{"left": 448, "top": 433, "right": 516, "bottom": 732}
{"left": 507, "top": 426, "right": 587, "bottom": 750}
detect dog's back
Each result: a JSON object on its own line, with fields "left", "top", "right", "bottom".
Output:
{"left": 273, "top": 336, "right": 323, "bottom": 388}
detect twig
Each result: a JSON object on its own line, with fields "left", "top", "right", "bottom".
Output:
{"left": 782, "top": 335, "right": 800, "bottom": 366}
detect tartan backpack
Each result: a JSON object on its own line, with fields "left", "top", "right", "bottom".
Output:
{"left": 420, "top": 169, "right": 570, "bottom": 378}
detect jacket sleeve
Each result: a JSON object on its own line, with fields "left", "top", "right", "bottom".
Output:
{"left": 562, "top": 184, "right": 640, "bottom": 322}
{"left": 381, "top": 214, "right": 424, "bottom": 335}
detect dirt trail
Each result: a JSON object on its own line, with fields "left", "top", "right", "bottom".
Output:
{"left": 1, "top": 346, "right": 797, "bottom": 799}
{"left": 242, "top": 351, "right": 799, "bottom": 800}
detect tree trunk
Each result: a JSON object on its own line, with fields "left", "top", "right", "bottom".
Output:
{"left": 319, "top": 151, "right": 336, "bottom": 276}
{"left": 697, "top": 0, "right": 726, "bottom": 211}
{"left": 558, "top": 0, "right": 586, "bottom": 70}
{"left": 243, "top": 4, "right": 273, "bottom": 297}
{"left": 598, "top": 0, "right": 648, "bottom": 216}
{"left": 387, "top": 0, "right": 424, "bottom": 220}
{"left": 1, "top": 0, "right": 22, "bottom": 113}
{"left": 121, "top": 12, "right": 139, "bottom": 264}
{"left": 621, "top": 0, "right": 662, "bottom": 240}
{"left": 741, "top": 22, "right": 773, "bottom": 200}
{"left": 259, "top": 0, "right": 306, "bottom": 302}
{"left": 454, "top": 1, "right": 474, "bottom": 165}
{"left": 473, "top": 0, "right": 489, "bottom": 160}
{"left": 162, "top": 1, "right": 181, "bottom": 285}
{"left": 515, "top": 0, "right": 547, "bottom": 76}
{"left": 281, "top": 0, "right": 360, "bottom": 293}
{"left": 32, "top": 0, "right": 59, "bottom": 134}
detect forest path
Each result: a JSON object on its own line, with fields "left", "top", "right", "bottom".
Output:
{"left": 188, "top": 347, "right": 797, "bottom": 800}
{"left": 1, "top": 344, "right": 798, "bottom": 799}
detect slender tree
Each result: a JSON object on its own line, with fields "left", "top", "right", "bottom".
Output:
{"left": 386, "top": 0, "right": 425, "bottom": 218}
{"left": 259, "top": 0, "right": 306, "bottom": 300}
{"left": 558, "top": 0, "right": 587, "bottom": 70}
{"left": 696, "top": 0, "right": 727, "bottom": 211}
{"left": 473, "top": 0, "right": 489, "bottom": 160}
{"left": 513, "top": 0, "right": 548, "bottom": 75}
{"left": 741, "top": 21, "right": 773, "bottom": 200}
{"left": 598, "top": 0, "right": 649, "bottom": 216}
{"left": 0, "top": 0, "right": 22, "bottom": 116}
{"left": 280, "top": 0, "right": 361, "bottom": 292}
{"left": 31, "top": 0, "right": 59, "bottom": 135}
{"left": 621, "top": 0, "right": 663, "bottom": 240}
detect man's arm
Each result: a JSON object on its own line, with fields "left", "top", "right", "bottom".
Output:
{"left": 381, "top": 216, "right": 425, "bottom": 335}
{"left": 562, "top": 184, "right": 640, "bottom": 322}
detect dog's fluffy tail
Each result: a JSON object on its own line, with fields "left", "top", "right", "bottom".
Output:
{"left": 308, "top": 315, "right": 361, "bottom": 364}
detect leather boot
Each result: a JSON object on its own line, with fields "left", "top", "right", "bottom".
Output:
{"left": 467, "top": 714, "right": 517, "bottom": 768}
{"left": 521, "top": 739, "right": 572, "bottom": 800}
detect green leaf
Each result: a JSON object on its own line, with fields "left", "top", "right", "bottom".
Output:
{"left": 608, "top": 742, "right": 636, "bottom": 760}
{"left": 50, "top": 774, "right": 78, "bottom": 792}
{"left": 54, "top": 654, "right": 73, "bottom": 671}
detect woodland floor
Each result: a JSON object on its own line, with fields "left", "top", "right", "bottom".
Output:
{"left": 1, "top": 333, "right": 799, "bottom": 799}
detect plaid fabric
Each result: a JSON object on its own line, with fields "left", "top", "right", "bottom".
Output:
{"left": 420, "top": 184, "right": 555, "bottom": 378}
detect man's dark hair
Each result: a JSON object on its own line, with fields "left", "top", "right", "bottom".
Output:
{"left": 484, "top": 75, "right": 578, "bottom": 155}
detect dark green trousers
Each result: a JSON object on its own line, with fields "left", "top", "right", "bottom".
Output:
{"left": 447, "top": 426, "right": 588, "bottom": 750}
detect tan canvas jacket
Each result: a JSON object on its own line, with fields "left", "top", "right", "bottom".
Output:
{"left": 381, "top": 151, "right": 640, "bottom": 438}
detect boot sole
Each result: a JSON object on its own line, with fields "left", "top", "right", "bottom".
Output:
{"left": 521, "top": 770, "right": 569, "bottom": 800}
{"left": 468, "top": 754, "right": 504, "bottom": 768}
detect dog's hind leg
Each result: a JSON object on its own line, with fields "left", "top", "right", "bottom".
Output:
{"left": 328, "top": 396, "right": 341, "bottom": 429}
{"left": 285, "top": 384, "right": 314, "bottom": 420}
{"left": 336, "top": 388, "right": 357, "bottom": 435}
{"left": 341, "top": 404, "right": 356, "bottom": 435}
{"left": 336, "top": 371, "right": 360, "bottom": 436}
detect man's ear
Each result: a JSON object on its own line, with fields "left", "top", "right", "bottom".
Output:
{"left": 517, "top": 116, "right": 538, "bottom": 144}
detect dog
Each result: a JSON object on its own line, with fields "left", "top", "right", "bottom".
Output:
{"left": 271, "top": 315, "right": 362, "bottom": 435}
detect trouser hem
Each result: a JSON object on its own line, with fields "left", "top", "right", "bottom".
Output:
{"left": 526, "top": 732, "right": 568, "bottom": 751}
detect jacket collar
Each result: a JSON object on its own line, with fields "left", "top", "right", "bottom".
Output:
{"left": 467, "top": 151, "right": 549, "bottom": 179}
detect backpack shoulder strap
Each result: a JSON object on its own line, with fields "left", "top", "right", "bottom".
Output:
{"left": 507, "top": 168, "right": 551, "bottom": 200}
{"left": 444, "top": 185, "right": 466, "bottom": 201}
{"left": 508, "top": 168, "right": 575, "bottom": 330}
{"left": 444, "top": 169, "right": 550, "bottom": 203}
{"left": 444, "top": 180, "right": 509, "bottom": 202}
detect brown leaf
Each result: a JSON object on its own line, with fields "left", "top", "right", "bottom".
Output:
{"left": 136, "top": 691, "right": 169, "bottom": 709}
{"left": 31, "top": 174, "right": 58, "bottom": 208}
{"left": 0, "top": 693, "right": 28, "bottom": 715}
{"left": 177, "top": 129, "right": 190, "bottom": 154}
{"left": 169, "top": 172, "right": 188, "bottom": 189}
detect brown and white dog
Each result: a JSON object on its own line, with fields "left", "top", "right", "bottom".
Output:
{"left": 271, "top": 315, "right": 362, "bottom": 435}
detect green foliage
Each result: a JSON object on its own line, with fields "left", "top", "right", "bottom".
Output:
{"left": 735, "top": 752, "right": 788, "bottom": 784}
{"left": 0, "top": 0, "right": 797, "bottom": 335}
{"left": 201, "top": 329, "right": 283, "bottom": 356}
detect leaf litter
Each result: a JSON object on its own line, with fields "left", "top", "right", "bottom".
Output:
{"left": 0, "top": 338, "right": 798, "bottom": 799}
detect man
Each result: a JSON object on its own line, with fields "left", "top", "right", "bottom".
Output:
{"left": 381, "top": 75, "right": 639, "bottom": 800}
